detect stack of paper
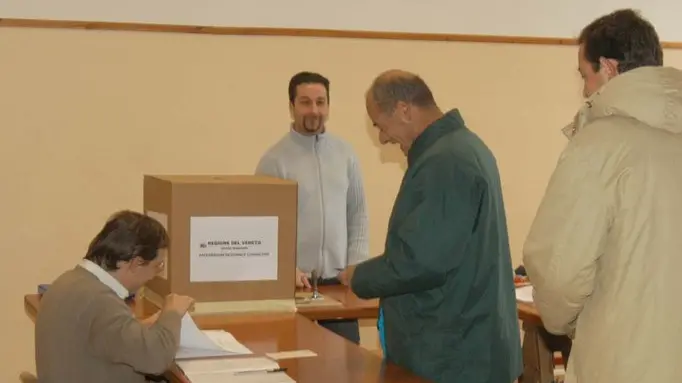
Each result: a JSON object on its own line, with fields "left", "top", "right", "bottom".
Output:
{"left": 187, "top": 371, "right": 295, "bottom": 383}
{"left": 515, "top": 285, "right": 534, "bottom": 303}
{"left": 178, "top": 357, "right": 295, "bottom": 383}
{"left": 176, "top": 313, "right": 253, "bottom": 359}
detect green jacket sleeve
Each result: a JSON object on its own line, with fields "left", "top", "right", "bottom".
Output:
{"left": 351, "top": 160, "right": 483, "bottom": 299}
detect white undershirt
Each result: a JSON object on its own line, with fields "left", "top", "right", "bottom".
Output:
{"left": 79, "top": 259, "right": 129, "bottom": 300}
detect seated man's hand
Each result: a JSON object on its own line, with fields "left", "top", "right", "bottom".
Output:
{"left": 296, "top": 268, "right": 311, "bottom": 288}
{"left": 163, "top": 293, "right": 195, "bottom": 316}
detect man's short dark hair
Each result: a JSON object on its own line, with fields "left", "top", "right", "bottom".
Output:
{"left": 578, "top": 8, "right": 663, "bottom": 74}
{"left": 288, "top": 71, "right": 330, "bottom": 104}
{"left": 370, "top": 71, "right": 437, "bottom": 114}
{"left": 84, "top": 210, "right": 169, "bottom": 271}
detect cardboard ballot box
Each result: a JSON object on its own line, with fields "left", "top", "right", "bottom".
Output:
{"left": 141, "top": 175, "right": 298, "bottom": 315}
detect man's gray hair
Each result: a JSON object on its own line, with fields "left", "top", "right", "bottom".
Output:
{"left": 370, "top": 71, "right": 437, "bottom": 114}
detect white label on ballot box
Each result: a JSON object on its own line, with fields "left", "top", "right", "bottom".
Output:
{"left": 189, "top": 216, "right": 279, "bottom": 282}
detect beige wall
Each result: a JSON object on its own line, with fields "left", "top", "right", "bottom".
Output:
{"left": 1, "top": 26, "right": 681, "bottom": 381}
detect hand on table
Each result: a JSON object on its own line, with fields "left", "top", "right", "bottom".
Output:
{"left": 295, "top": 268, "right": 311, "bottom": 288}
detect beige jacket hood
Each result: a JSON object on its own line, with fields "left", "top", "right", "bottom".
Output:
{"left": 562, "top": 66, "right": 682, "bottom": 138}
{"left": 524, "top": 66, "right": 682, "bottom": 383}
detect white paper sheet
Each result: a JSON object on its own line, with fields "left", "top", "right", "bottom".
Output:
{"left": 515, "top": 285, "right": 534, "bottom": 303}
{"left": 177, "top": 356, "right": 279, "bottom": 375}
{"left": 204, "top": 330, "right": 254, "bottom": 355}
{"left": 185, "top": 371, "right": 295, "bottom": 383}
{"left": 178, "top": 356, "right": 294, "bottom": 383}
{"left": 176, "top": 313, "right": 253, "bottom": 359}
{"left": 265, "top": 350, "right": 317, "bottom": 360}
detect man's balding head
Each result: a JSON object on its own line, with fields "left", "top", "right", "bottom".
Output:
{"left": 368, "top": 70, "right": 437, "bottom": 114}
{"left": 365, "top": 70, "right": 443, "bottom": 155}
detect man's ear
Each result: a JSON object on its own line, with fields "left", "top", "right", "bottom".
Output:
{"left": 288, "top": 102, "right": 295, "bottom": 120}
{"left": 395, "top": 101, "right": 411, "bottom": 123}
{"left": 599, "top": 57, "right": 620, "bottom": 78}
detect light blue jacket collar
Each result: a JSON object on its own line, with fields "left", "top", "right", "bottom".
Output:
{"left": 288, "top": 124, "right": 327, "bottom": 146}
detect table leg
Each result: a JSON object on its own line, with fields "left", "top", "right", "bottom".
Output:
{"left": 519, "top": 322, "right": 555, "bottom": 383}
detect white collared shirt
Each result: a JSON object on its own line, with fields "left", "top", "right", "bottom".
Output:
{"left": 79, "top": 259, "right": 130, "bottom": 300}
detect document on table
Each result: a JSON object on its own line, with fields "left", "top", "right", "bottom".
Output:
{"left": 176, "top": 313, "right": 253, "bottom": 359}
{"left": 515, "top": 285, "right": 534, "bottom": 303}
{"left": 185, "top": 371, "right": 295, "bottom": 383}
{"left": 178, "top": 356, "right": 278, "bottom": 374}
{"left": 266, "top": 349, "right": 317, "bottom": 360}
{"left": 177, "top": 356, "right": 295, "bottom": 383}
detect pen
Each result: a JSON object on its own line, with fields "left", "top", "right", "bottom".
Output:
{"left": 235, "top": 367, "right": 288, "bottom": 375}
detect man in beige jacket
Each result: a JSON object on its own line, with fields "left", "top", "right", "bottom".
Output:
{"left": 524, "top": 8, "right": 682, "bottom": 383}
{"left": 35, "top": 210, "right": 195, "bottom": 383}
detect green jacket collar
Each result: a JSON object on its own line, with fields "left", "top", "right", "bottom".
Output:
{"left": 407, "top": 108, "right": 465, "bottom": 167}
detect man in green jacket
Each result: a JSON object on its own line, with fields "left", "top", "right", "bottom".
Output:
{"left": 340, "top": 70, "right": 522, "bottom": 383}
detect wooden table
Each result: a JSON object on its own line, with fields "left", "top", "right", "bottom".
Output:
{"left": 296, "top": 285, "right": 379, "bottom": 320}
{"left": 305, "top": 285, "right": 556, "bottom": 383}
{"left": 23, "top": 291, "right": 428, "bottom": 383}
{"left": 296, "top": 285, "right": 556, "bottom": 383}
{"left": 24, "top": 284, "right": 556, "bottom": 383}
{"left": 516, "top": 301, "right": 555, "bottom": 383}
{"left": 297, "top": 285, "right": 556, "bottom": 383}
{"left": 517, "top": 301, "right": 542, "bottom": 325}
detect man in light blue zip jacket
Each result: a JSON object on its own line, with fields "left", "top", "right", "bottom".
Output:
{"left": 255, "top": 71, "right": 370, "bottom": 343}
